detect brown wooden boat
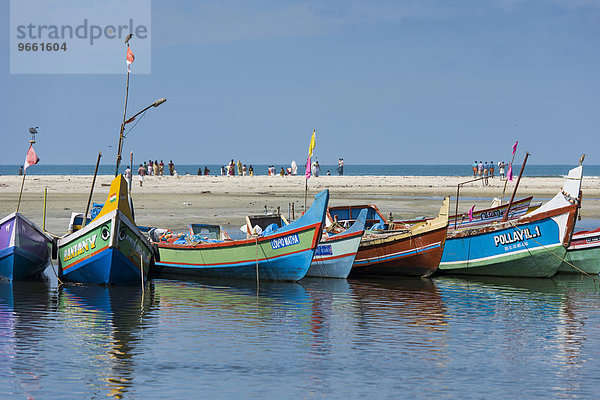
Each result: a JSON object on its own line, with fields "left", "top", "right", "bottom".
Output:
{"left": 349, "top": 197, "right": 450, "bottom": 278}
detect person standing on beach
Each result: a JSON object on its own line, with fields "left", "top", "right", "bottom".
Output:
{"left": 169, "top": 160, "right": 175, "bottom": 176}
{"left": 338, "top": 158, "right": 344, "bottom": 176}
{"left": 204, "top": 166, "right": 210, "bottom": 175}
{"left": 478, "top": 161, "right": 483, "bottom": 177}
{"left": 153, "top": 160, "right": 159, "bottom": 176}
{"left": 137, "top": 163, "right": 146, "bottom": 187}
{"left": 472, "top": 161, "right": 477, "bottom": 177}
{"left": 490, "top": 161, "right": 495, "bottom": 178}
{"left": 242, "top": 164, "right": 247, "bottom": 176}
{"left": 124, "top": 166, "right": 132, "bottom": 190}
{"left": 159, "top": 160, "right": 165, "bottom": 176}
{"left": 249, "top": 165, "right": 254, "bottom": 176}
{"left": 18, "top": 165, "right": 23, "bottom": 175}
{"left": 237, "top": 160, "right": 242, "bottom": 176}
{"left": 499, "top": 161, "right": 506, "bottom": 179}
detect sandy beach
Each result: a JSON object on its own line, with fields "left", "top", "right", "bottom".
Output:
{"left": 1, "top": 174, "right": 599, "bottom": 235}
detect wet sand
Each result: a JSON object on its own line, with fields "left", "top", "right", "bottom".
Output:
{"left": 1, "top": 174, "right": 599, "bottom": 235}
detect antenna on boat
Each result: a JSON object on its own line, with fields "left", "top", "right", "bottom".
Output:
{"left": 28, "top": 127, "right": 38, "bottom": 143}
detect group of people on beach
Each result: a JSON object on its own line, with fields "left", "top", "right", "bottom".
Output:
{"left": 220, "top": 160, "right": 254, "bottom": 176}
{"left": 471, "top": 160, "right": 508, "bottom": 184}
{"left": 131, "top": 159, "right": 176, "bottom": 187}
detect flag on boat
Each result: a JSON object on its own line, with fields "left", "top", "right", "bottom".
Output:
{"left": 507, "top": 163, "right": 513, "bottom": 181}
{"left": 126, "top": 46, "right": 135, "bottom": 72}
{"left": 512, "top": 140, "right": 518, "bottom": 155}
{"left": 23, "top": 144, "right": 39, "bottom": 171}
{"left": 305, "top": 129, "right": 316, "bottom": 180}
{"left": 468, "top": 205, "right": 475, "bottom": 222}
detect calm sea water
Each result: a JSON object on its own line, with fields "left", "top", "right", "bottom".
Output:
{"left": 1, "top": 164, "right": 599, "bottom": 177}
{"left": 1, "top": 271, "right": 600, "bottom": 399}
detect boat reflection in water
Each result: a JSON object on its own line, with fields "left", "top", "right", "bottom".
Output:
{"left": 433, "top": 274, "right": 600, "bottom": 398}
{"left": 57, "top": 284, "right": 157, "bottom": 399}
{"left": 0, "top": 279, "right": 51, "bottom": 399}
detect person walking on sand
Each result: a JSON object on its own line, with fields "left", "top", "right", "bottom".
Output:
{"left": 338, "top": 158, "right": 344, "bottom": 176}
{"left": 472, "top": 161, "right": 477, "bottom": 177}
{"left": 159, "top": 160, "right": 165, "bottom": 176}
{"left": 169, "top": 160, "right": 175, "bottom": 176}
{"left": 490, "top": 161, "right": 495, "bottom": 178}
{"left": 477, "top": 161, "right": 483, "bottom": 177}
{"left": 499, "top": 161, "right": 506, "bottom": 180}
{"left": 137, "top": 163, "right": 146, "bottom": 187}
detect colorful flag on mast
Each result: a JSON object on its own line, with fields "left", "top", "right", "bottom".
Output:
{"left": 305, "top": 129, "right": 316, "bottom": 180}
{"left": 23, "top": 144, "right": 39, "bottom": 171}
{"left": 507, "top": 163, "right": 513, "bottom": 181}
{"left": 468, "top": 205, "right": 475, "bottom": 222}
{"left": 512, "top": 140, "right": 518, "bottom": 155}
{"left": 126, "top": 46, "right": 135, "bottom": 72}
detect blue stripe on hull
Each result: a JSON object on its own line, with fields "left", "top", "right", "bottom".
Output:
{"left": 155, "top": 248, "right": 315, "bottom": 281}
{"left": 60, "top": 248, "right": 143, "bottom": 285}
{"left": 354, "top": 242, "right": 442, "bottom": 266}
{"left": 0, "top": 246, "right": 47, "bottom": 281}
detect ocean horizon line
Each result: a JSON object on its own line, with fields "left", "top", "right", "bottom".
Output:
{"left": 0, "top": 164, "right": 596, "bottom": 177}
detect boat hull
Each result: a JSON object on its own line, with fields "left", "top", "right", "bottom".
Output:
{"left": 58, "top": 211, "right": 152, "bottom": 285}
{"left": 0, "top": 213, "right": 51, "bottom": 280}
{"left": 307, "top": 231, "right": 363, "bottom": 279}
{"left": 351, "top": 225, "right": 447, "bottom": 277}
{"left": 439, "top": 209, "right": 574, "bottom": 278}
{"left": 152, "top": 190, "right": 329, "bottom": 282}
{"left": 558, "top": 228, "right": 600, "bottom": 274}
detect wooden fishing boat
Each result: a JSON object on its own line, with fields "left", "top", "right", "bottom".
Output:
{"left": 0, "top": 213, "right": 53, "bottom": 280}
{"left": 57, "top": 175, "right": 154, "bottom": 285}
{"left": 150, "top": 190, "right": 329, "bottom": 282}
{"left": 438, "top": 166, "right": 583, "bottom": 277}
{"left": 350, "top": 197, "right": 450, "bottom": 278}
{"left": 306, "top": 209, "right": 367, "bottom": 279}
{"left": 557, "top": 227, "right": 600, "bottom": 274}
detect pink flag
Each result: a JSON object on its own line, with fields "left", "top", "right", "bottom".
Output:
{"left": 23, "top": 144, "right": 39, "bottom": 171}
{"left": 126, "top": 46, "right": 135, "bottom": 72}
{"left": 512, "top": 140, "right": 518, "bottom": 155}
{"left": 507, "top": 163, "right": 513, "bottom": 181}
{"left": 305, "top": 155, "right": 311, "bottom": 180}
{"left": 468, "top": 205, "right": 475, "bottom": 222}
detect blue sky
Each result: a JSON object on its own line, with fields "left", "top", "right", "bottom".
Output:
{"left": 1, "top": 0, "right": 599, "bottom": 166}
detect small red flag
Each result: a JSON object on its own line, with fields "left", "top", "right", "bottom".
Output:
{"left": 24, "top": 144, "right": 39, "bottom": 171}
{"left": 468, "top": 205, "right": 475, "bottom": 222}
{"left": 126, "top": 46, "right": 135, "bottom": 72}
{"left": 512, "top": 140, "right": 518, "bottom": 155}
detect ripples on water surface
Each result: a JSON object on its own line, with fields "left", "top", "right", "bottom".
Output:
{"left": 0, "top": 273, "right": 599, "bottom": 399}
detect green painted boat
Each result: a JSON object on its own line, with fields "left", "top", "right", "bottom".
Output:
{"left": 558, "top": 227, "right": 600, "bottom": 274}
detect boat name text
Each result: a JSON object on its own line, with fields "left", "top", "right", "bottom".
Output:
{"left": 271, "top": 234, "right": 300, "bottom": 250}
{"left": 315, "top": 244, "right": 333, "bottom": 256}
{"left": 493, "top": 226, "right": 541, "bottom": 247}
{"left": 63, "top": 234, "right": 97, "bottom": 262}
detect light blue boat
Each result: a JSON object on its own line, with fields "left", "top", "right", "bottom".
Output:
{"left": 305, "top": 209, "right": 367, "bottom": 279}
{"left": 0, "top": 212, "right": 52, "bottom": 280}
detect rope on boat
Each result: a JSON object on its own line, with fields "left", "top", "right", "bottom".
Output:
{"left": 48, "top": 258, "right": 64, "bottom": 286}
{"left": 506, "top": 221, "right": 600, "bottom": 283}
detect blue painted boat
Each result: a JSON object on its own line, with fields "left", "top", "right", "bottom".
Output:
{"left": 0, "top": 212, "right": 52, "bottom": 280}
{"left": 438, "top": 166, "right": 583, "bottom": 277}
{"left": 57, "top": 175, "right": 154, "bottom": 285}
{"left": 305, "top": 209, "right": 367, "bottom": 279}
{"left": 151, "top": 190, "right": 329, "bottom": 281}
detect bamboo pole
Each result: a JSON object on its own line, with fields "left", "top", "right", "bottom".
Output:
{"left": 502, "top": 152, "right": 529, "bottom": 223}
{"left": 83, "top": 151, "right": 102, "bottom": 228}
{"left": 42, "top": 187, "right": 47, "bottom": 231}
{"left": 115, "top": 44, "right": 131, "bottom": 177}
{"left": 15, "top": 169, "right": 27, "bottom": 213}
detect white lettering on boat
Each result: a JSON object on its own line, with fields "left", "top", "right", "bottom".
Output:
{"left": 63, "top": 234, "right": 97, "bottom": 262}
{"left": 493, "top": 226, "right": 541, "bottom": 247}
{"left": 270, "top": 234, "right": 300, "bottom": 250}
{"left": 316, "top": 244, "right": 333, "bottom": 256}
